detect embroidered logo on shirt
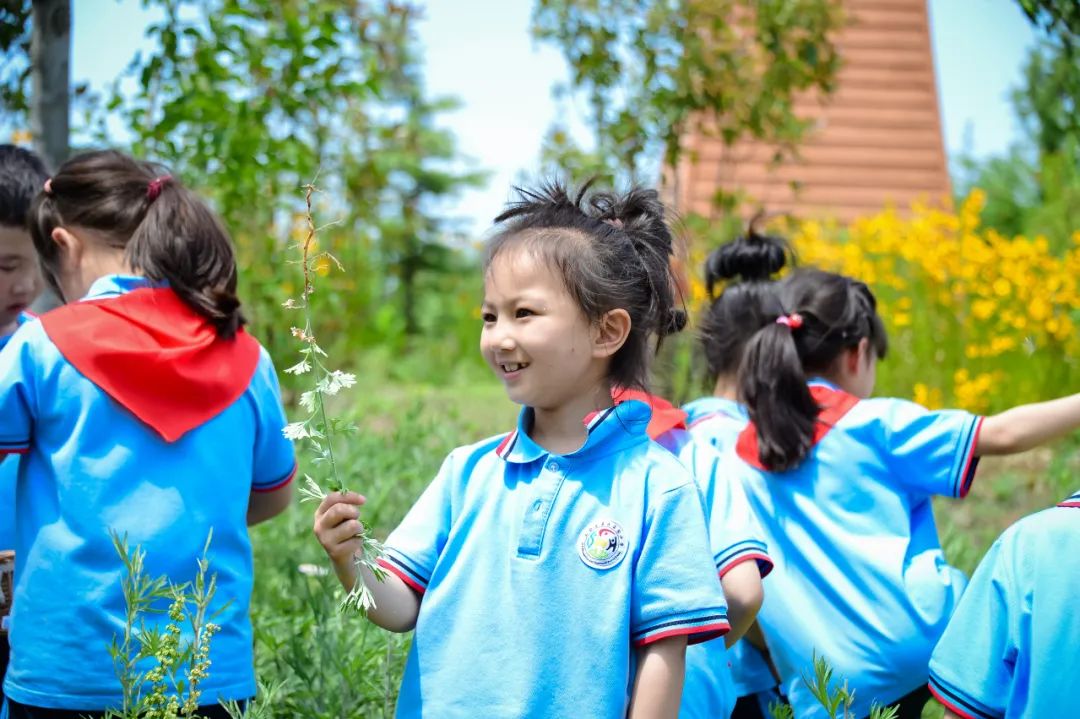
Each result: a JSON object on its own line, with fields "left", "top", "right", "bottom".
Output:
{"left": 578, "top": 519, "right": 627, "bottom": 570}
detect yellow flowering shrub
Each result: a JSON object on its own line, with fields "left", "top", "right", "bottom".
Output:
{"left": 684, "top": 192, "right": 1080, "bottom": 413}
{"left": 785, "top": 191, "right": 1080, "bottom": 412}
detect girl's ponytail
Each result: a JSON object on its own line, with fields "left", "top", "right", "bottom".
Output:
{"left": 27, "top": 150, "right": 244, "bottom": 338}
{"left": 128, "top": 179, "right": 244, "bottom": 338}
{"left": 739, "top": 317, "right": 820, "bottom": 471}
{"left": 588, "top": 186, "right": 687, "bottom": 342}
{"left": 739, "top": 269, "right": 889, "bottom": 472}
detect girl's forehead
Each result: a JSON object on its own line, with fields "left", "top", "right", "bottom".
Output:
{"left": 484, "top": 247, "right": 563, "bottom": 294}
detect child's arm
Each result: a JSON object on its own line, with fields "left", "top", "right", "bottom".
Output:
{"left": 977, "top": 393, "right": 1080, "bottom": 455}
{"left": 719, "top": 561, "right": 764, "bottom": 648}
{"left": 247, "top": 483, "right": 293, "bottom": 525}
{"left": 313, "top": 490, "right": 421, "bottom": 632}
{"left": 627, "top": 635, "right": 687, "bottom": 719}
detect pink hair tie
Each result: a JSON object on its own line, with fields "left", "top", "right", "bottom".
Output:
{"left": 776, "top": 313, "right": 803, "bottom": 329}
{"left": 43, "top": 178, "right": 53, "bottom": 195}
{"left": 147, "top": 174, "right": 173, "bottom": 201}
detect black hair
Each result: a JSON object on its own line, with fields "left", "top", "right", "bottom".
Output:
{"left": 0, "top": 144, "right": 49, "bottom": 227}
{"left": 486, "top": 180, "right": 686, "bottom": 391}
{"left": 27, "top": 149, "right": 244, "bottom": 338}
{"left": 699, "top": 218, "right": 792, "bottom": 383}
{"left": 739, "top": 268, "right": 889, "bottom": 472}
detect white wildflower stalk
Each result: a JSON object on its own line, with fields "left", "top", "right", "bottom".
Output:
{"left": 285, "top": 181, "right": 387, "bottom": 615}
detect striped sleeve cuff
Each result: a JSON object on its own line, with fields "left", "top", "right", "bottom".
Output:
{"left": 252, "top": 462, "right": 297, "bottom": 492}
{"left": 953, "top": 417, "right": 984, "bottom": 499}
{"left": 632, "top": 611, "right": 730, "bottom": 647}
{"left": 0, "top": 438, "right": 30, "bottom": 455}
{"left": 715, "top": 540, "right": 774, "bottom": 579}
{"left": 928, "top": 674, "right": 1002, "bottom": 719}
{"left": 378, "top": 549, "right": 431, "bottom": 595}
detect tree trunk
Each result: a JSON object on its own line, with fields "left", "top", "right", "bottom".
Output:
{"left": 30, "top": 0, "right": 70, "bottom": 171}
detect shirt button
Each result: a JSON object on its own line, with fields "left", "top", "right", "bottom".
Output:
{"left": 546, "top": 461, "right": 559, "bottom": 472}
{"left": 532, "top": 499, "right": 543, "bottom": 513}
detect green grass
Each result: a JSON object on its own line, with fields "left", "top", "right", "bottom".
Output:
{"left": 243, "top": 376, "right": 1079, "bottom": 716}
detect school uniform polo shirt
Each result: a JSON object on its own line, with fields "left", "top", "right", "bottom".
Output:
{"left": 683, "top": 397, "right": 779, "bottom": 699}
{"left": 0, "top": 275, "right": 296, "bottom": 709}
{"left": 378, "top": 399, "right": 729, "bottom": 719}
{"left": 729, "top": 380, "right": 982, "bottom": 719}
{"left": 0, "top": 311, "right": 33, "bottom": 553}
{"left": 928, "top": 492, "right": 1080, "bottom": 719}
{"left": 657, "top": 428, "right": 773, "bottom": 719}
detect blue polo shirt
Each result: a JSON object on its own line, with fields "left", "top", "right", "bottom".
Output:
{"left": 1, "top": 311, "right": 34, "bottom": 553}
{"left": 0, "top": 276, "right": 296, "bottom": 709}
{"left": 729, "top": 381, "right": 982, "bottom": 718}
{"left": 928, "top": 491, "right": 1080, "bottom": 719}
{"left": 656, "top": 428, "right": 772, "bottom": 719}
{"left": 379, "top": 400, "right": 728, "bottom": 719}
{"left": 684, "top": 397, "right": 778, "bottom": 699}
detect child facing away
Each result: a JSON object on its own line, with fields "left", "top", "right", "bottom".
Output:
{"left": 0, "top": 144, "right": 48, "bottom": 704}
{"left": 314, "top": 183, "right": 728, "bottom": 719}
{"left": 0, "top": 150, "right": 296, "bottom": 718}
{"left": 728, "top": 267, "right": 1080, "bottom": 719}
{"left": 682, "top": 223, "right": 792, "bottom": 719}
{"left": 929, "top": 490, "right": 1080, "bottom": 719}
{"left": 610, "top": 387, "right": 771, "bottom": 719}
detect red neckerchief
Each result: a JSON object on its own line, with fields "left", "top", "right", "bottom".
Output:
{"left": 736, "top": 384, "right": 859, "bottom": 471}
{"left": 611, "top": 387, "right": 689, "bottom": 440}
{"left": 40, "top": 287, "right": 261, "bottom": 442}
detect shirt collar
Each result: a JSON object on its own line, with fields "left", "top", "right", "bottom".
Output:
{"left": 807, "top": 376, "right": 841, "bottom": 391}
{"left": 82, "top": 274, "right": 157, "bottom": 301}
{"left": 683, "top": 396, "right": 747, "bottom": 425}
{"left": 1058, "top": 490, "right": 1080, "bottom": 508}
{"left": 496, "top": 399, "right": 651, "bottom": 464}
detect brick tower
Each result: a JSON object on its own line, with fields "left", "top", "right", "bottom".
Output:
{"left": 669, "top": 0, "right": 951, "bottom": 223}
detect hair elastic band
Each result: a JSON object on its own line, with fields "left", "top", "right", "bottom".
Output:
{"left": 43, "top": 178, "right": 53, "bottom": 195}
{"left": 776, "top": 313, "right": 803, "bottom": 329}
{"left": 147, "top": 175, "right": 173, "bottom": 201}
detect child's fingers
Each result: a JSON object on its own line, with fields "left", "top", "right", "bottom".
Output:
{"left": 314, "top": 490, "right": 367, "bottom": 519}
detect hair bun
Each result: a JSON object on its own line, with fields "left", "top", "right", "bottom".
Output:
{"left": 705, "top": 216, "right": 791, "bottom": 295}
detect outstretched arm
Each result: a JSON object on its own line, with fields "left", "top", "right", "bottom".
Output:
{"left": 314, "top": 491, "right": 421, "bottom": 632}
{"left": 977, "top": 393, "right": 1080, "bottom": 455}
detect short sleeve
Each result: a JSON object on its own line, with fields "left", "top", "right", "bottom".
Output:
{"left": 631, "top": 476, "right": 729, "bottom": 647}
{"left": 668, "top": 430, "right": 773, "bottom": 578}
{"left": 250, "top": 350, "right": 297, "bottom": 492}
{"left": 869, "top": 398, "right": 983, "bottom": 498}
{"left": 0, "top": 330, "right": 37, "bottom": 455}
{"left": 379, "top": 450, "right": 459, "bottom": 594}
{"left": 928, "top": 536, "right": 1015, "bottom": 719}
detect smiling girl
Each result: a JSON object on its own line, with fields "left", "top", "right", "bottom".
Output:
{"left": 314, "top": 182, "right": 727, "bottom": 719}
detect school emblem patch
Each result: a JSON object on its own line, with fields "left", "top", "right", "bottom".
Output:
{"left": 578, "top": 519, "right": 628, "bottom": 570}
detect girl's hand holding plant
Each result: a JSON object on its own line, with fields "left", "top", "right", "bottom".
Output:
{"left": 313, "top": 490, "right": 421, "bottom": 633}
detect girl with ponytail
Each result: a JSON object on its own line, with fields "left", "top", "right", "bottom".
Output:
{"left": 730, "top": 267, "right": 1080, "bottom": 719}
{"left": 0, "top": 150, "right": 295, "bottom": 716}
{"left": 680, "top": 221, "right": 793, "bottom": 719}
{"left": 315, "top": 181, "right": 727, "bottom": 718}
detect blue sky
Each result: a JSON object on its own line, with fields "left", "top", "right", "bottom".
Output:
{"left": 65, "top": 0, "right": 1038, "bottom": 231}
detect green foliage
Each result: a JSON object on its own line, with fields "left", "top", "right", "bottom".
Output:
{"left": 531, "top": 0, "right": 843, "bottom": 185}
{"left": 956, "top": 37, "right": 1080, "bottom": 251}
{"left": 71, "top": 0, "right": 487, "bottom": 371}
{"left": 766, "top": 653, "right": 899, "bottom": 719}
{"left": 105, "top": 530, "right": 222, "bottom": 718}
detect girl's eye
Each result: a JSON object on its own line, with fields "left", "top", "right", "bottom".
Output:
{"left": 481, "top": 312, "right": 496, "bottom": 323}
{"left": 515, "top": 308, "right": 534, "bottom": 319}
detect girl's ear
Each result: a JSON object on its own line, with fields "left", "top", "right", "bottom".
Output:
{"left": 844, "top": 338, "right": 870, "bottom": 374}
{"left": 592, "top": 308, "right": 632, "bottom": 359}
{"left": 51, "top": 226, "right": 83, "bottom": 262}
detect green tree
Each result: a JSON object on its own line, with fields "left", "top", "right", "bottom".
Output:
{"left": 531, "top": 0, "right": 843, "bottom": 188}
